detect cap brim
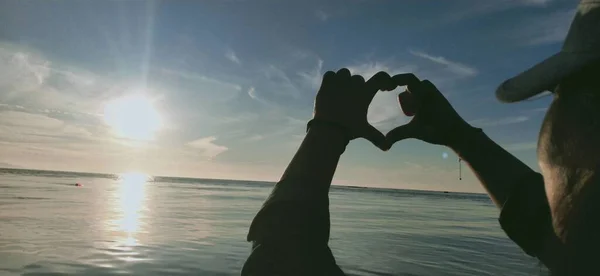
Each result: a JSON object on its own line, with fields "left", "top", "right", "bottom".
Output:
{"left": 496, "top": 51, "right": 600, "bottom": 103}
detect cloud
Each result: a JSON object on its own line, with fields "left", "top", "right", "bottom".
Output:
{"left": 298, "top": 59, "right": 324, "bottom": 89}
{"left": 249, "top": 61, "right": 313, "bottom": 105}
{"left": 225, "top": 49, "right": 241, "bottom": 65}
{"left": 262, "top": 65, "right": 299, "bottom": 97}
{"left": 315, "top": 10, "right": 329, "bottom": 21}
{"left": 0, "top": 43, "right": 117, "bottom": 117}
{"left": 443, "top": 0, "right": 554, "bottom": 22}
{"left": 0, "top": 110, "right": 63, "bottom": 128}
{"left": 187, "top": 136, "right": 229, "bottom": 158}
{"left": 347, "top": 61, "right": 415, "bottom": 80}
{"left": 247, "top": 87, "right": 257, "bottom": 99}
{"left": 468, "top": 115, "right": 530, "bottom": 127}
{"left": 245, "top": 86, "right": 272, "bottom": 106}
{"left": 154, "top": 67, "right": 244, "bottom": 114}
{"left": 410, "top": 50, "right": 478, "bottom": 78}
{"left": 0, "top": 46, "right": 51, "bottom": 94}
{"left": 516, "top": 9, "right": 576, "bottom": 46}
{"left": 0, "top": 110, "right": 99, "bottom": 147}
{"left": 157, "top": 68, "right": 242, "bottom": 94}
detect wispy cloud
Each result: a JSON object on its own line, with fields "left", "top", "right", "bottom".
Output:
{"left": 1, "top": 50, "right": 51, "bottom": 90}
{"left": 187, "top": 136, "right": 229, "bottom": 159}
{"left": 156, "top": 67, "right": 243, "bottom": 102}
{"left": 158, "top": 68, "right": 242, "bottom": 91}
{"left": 245, "top": 86, "right": 272, "bottom": 106}
{"left": 247, "top": 87, "right": 257, "bottom": 100}
{"left": 515, "top": 8, "right": 575, "bottom": 46}
{"left": 0, "top": 110, "right": 101, "bottom": 148}
{"left": 263, "top": 65, "right": 292, "bottom": 83}
{"left": 298, "top": 59, "right": 324, "bottom": 89}
{"left": 249, "top": 63, "right": 308, "bottom": 104}
{"left": 410, "top": 50, "right": 478, "bottom": 78}
{"left": 347, "top": 61, "right": 415, "bottom": 80}
{"left": 225, "top": 49, "right": 241, "bottom": 65}
{"left": 0, "top": 43, "right": 115, "bottom": 118}
{"left": 443, "top": 0, "right": 554, "bottom": 22}
{"left": 315, "top": 10, "right": 329, "bottom": 21}
{"left": 468, "top": 115, "right": 529, "bottom": 127}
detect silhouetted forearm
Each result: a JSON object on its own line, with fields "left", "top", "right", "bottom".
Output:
{"left": 242, "top": 125, "right": 348, "bottom": 276}
{"left": 277, "top": 125, "right": 348, "bottom": 199}
{"left": 450, "top": 128, "right": 538, "bottom": 207}
{"left": 450, "top": 128, "right": 558, "bottom": 267}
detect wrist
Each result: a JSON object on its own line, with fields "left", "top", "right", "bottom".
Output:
{"left": 306, "top": 119, "right": 350, "bottom": 149}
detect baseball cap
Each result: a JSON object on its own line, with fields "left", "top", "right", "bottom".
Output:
{"left": 496, "top": 0, "right": 600, "bottom": 103}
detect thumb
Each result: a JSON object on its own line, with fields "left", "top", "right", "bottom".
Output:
{"left": 361, "top": 124, "right": 387, "bottom": 151}
{"left": 385, "top": 122, "right": 419, "bottom": 149}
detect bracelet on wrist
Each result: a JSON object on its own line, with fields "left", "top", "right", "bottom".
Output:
{"left": 306, "top": 119, "right": 352, "bottom": 141}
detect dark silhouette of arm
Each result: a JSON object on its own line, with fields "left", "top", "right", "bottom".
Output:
{"left": 450, "top": 128, "right": 556, "bottom": 265}
{"left": 241, "top": 69, "right": 394, "bottom": 275}
{"left": 386, "top": 78, "right": 555, "bottom": 264}
{"left": 241, "top": 125, "right": 347, "bottom": 276}
{"left": 450, "top": 128, "right": 538, "bottom": 207}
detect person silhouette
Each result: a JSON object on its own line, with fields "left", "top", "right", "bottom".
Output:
{"left": 242, "top": 1, "right": 600, "bottom": 275}
{"left": 385, "top": 1, "right": 600, "bottom": 273}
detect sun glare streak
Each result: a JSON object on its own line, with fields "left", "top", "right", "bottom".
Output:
{"left": 141, "top": 1, "right": 157, "bottom": 87}
{"left": 109, "top": 172, "right": 151, "bottom": 248}
{"left": 103, "top": 94, "right": 162, "bottom": 141}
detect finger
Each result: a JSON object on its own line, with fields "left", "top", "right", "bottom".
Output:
{"left": 405, "top": 79, "right": 442, "bottom": 107}
{"left": 385, "top": 122, "right": 419, "bottom": 148}
{"left": 392, "top": 74, "right": 421, "bottom": 99}
{"left": 365, "top": 71, "right": 394, "bottom": 97}
{"left": 362, "top": 124, "right": 387, "bottom": 151}
{"left": 392, "top": 73, "right": 420, "bottom": 88}
{"left": 418, "top": 80, "right": 441, "bottom": 98}
{"left": 350, "top": 74, "right": 365, "bottom": 87}
{"left": 336, "top": 68, "right": 351, "bottom": 81}
{"left": 398, "top": 91, "right": 417, "bottom": 117}
{"left": 319, "top": 71, "right": 337, "bottom": 91}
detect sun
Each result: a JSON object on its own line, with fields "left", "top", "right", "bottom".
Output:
{"left": 104, "top": 94, "right": 162, "bottom": 141}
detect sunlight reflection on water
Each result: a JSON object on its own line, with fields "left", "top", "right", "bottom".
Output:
{"left": 0, "top": 172, "right": 546, "bottom": 276}
{"left": 108, "top": 172, "right": 150, "bottom": 254}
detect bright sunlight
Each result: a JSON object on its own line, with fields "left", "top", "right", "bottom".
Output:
{"left": 104, "top": 94, "right": 162, "bottom": 141}
{"left": 109, "top": 172, "right": 152, "bottom": 247}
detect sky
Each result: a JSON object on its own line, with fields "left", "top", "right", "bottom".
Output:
{"left": 0, "top": 0, "right": 578, "bottom": 192}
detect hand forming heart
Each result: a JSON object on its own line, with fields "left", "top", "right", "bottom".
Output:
{"left": 311, "top": 68, "right": 476, "bottom": 151}
{"left": 384, "top": 74, "right": 478, "bottom": 150}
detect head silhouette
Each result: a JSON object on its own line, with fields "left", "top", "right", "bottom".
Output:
{"left": 538, "top": 60, "right": 600, "bottom": 274}
{"left": 494, "top": 1, "right": 600, "bottom": 273}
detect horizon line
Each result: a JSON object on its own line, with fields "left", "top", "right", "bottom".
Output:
{"left": 0, "top": 167, "right": 486, "bottom": 195}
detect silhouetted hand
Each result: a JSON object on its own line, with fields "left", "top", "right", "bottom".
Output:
{"left": 312, "top": 68, "right": 396, "bottom": 150}
{"left": 385, "top": 76, "right": 477, "bottom": 149}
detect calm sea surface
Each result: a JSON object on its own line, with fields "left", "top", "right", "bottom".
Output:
{"left": 0, "top": 169, "right": 547, "bottom": 276}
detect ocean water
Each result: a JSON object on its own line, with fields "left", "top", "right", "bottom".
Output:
{"left": 0, "top": 169, "right": 547, "bottom": 276}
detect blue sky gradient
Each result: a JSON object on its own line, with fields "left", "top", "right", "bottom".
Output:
{"left": 0, "top": 0, "right": 577, "bottom": 192}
